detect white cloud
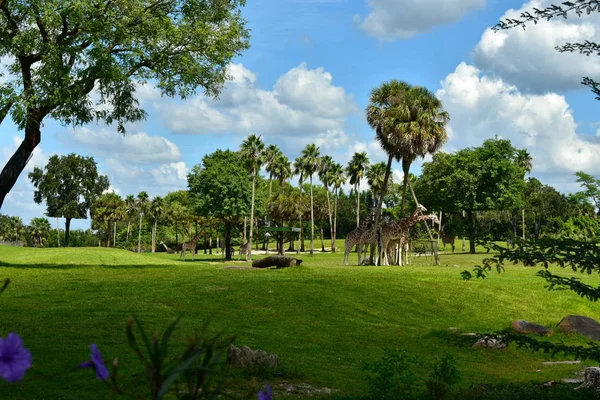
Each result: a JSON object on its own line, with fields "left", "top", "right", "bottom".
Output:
{"left": 151, "top": 161, "right": 188, "bottom": 186}
{"left": 473, "top": 0, "right": 600, "bottom": 93}
{"left": 436, "top": 62, "right": 600, "bottom": 190}
{"left": 65, "top": 127, "right": 181, "bottom": 165}
{"left": 105, "top": 158, "right": 144, "bottom": 182}
{"left": 356, "top": 0, "right": 486, "bottom": 40}
{"left": 158, "top": 62, "right": 357, "bottom": 153}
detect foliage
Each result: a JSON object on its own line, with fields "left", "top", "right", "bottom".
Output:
{"left": 27, "top": 217, "right": 51, "bottom": 247}
{"left": 0, "top": 214, "right": 25, "bottom": 242}
{"left": 425, "top": 354, "right": 461, "bottom": 400}
{"left": 363, "top": 349, "right": 419, "bottom": 400}
{"left": 575, "top": 171, "right": 600, "bottom": 211}
{"left": 29, "top": 153, "right": 109, "bottom": 246}
{"left": 494, "top": 0, "right": 600, "bottom": 100}
{"left": 0, "top": 0, "right": 250, "bottom": 208}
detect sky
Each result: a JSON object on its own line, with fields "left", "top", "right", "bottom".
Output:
{"left": 2, "top": 0, "right": 600, "bottom": 230}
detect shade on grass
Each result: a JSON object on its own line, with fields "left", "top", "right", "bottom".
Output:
{"left": 0, "top": 246, "right": 599, "bottom": 398}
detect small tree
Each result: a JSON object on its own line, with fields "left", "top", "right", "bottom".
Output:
{"left": 187, "top": 150, "right": 251, "bottom": 261}
{"left": 29, "top": 153, "right": 109, "bottom": 247}
{"left": 28, "top": 217, "right": 51, "bottom": 247}
{"left": 91, "top": 192, "right": 125, "bottom": 247}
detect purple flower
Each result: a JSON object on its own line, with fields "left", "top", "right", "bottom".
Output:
{"left": 0, "top": 333, "right": 32, "bottom": 382}
{"left": 78, "top": 344, "right": 109, "bottom": 380}
{"left": 258, "top": 385, "right": 272, "bottom": 400}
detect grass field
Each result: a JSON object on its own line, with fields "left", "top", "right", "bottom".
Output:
{"left": 1, "top": 244, "right": 600, "bottom": 399}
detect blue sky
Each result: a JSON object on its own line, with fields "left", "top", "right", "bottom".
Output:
{"left": 2, "top": 0, "right": 600, "bottom": 229}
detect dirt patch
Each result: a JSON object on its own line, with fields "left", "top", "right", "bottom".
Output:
{"left": 272, "top": 381, "right": 335, "bottom": 396}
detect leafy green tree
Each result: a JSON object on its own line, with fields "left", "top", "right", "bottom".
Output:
{"left": 124, "top": 195, "right": 137, "bottom": 242}
{"left": 0, "top": 214, "right": 25, "bottom": 243}
{"left": 263, "top": 144, "right": 283, "bottom": 198}
{"left": 346, "top": 152, "right": 370, "bottom": 227}
{"left": 0, "top": 0, "right": 249, "bottom": 209}
{"left": 28, "top": 217, "right": 51, "bottom": 247}
{"left": 136, "top": 191, "right": 149, "bottom": 252}
{"left": 300, "top": 144, "right": 321, "bottom": 255}
{"left": 273, "top": 154, "right": 292, "bottom": 185}
{"left": 164, "top": 190, "right": 192, "bottom": 249}
{"left": 366, "top": 161, "right": 390, "bottom": 209}
{"left": 239, "top": 134, "right": 264, "bottom": 261}
{"left": 523, "top": 178, "right": 570, "bottom": 239}
{"left": 188, "top": 150, "right": 251, "bottom": 260}
{"left": 416, "top": 138, "right": 526, "bottom": 253}
{"left": 575, "top": 171, "right": 600, "bottom": 212}
{"left": 29, "top": 153, "right": 109, "bottom": 247}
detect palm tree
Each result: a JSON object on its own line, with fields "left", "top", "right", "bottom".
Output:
{"left": 366, "top": 162, "right": 390, "bottom": 209}
{"left": 124, "top": 194, "right": 136, "bottom": 242}
{"left": 294, "top": 155, "right": 307, "bottom": 252}
{"left": 240, "top": 134, "right": 265, "bottom": 261}
{"left": 515, "top": 149, "right": 533, "bottom": 240}
{"left": 331, "top": 162, "right": 346, "bottom": 252}
{"left": 300, "top": 144, "right": 321, "bottom": 255}
{"left": 274, "top": 154, "right": 292, "bottom": 185}
{"left": 346, "top": 152, "right": 370, "bottom": 227}
{"left": 318, "top": 155, "right": 335, "bottom": 251}
{"left": 29, "top": 217, "right": 51, "bottom": 247}
{"left": 367, "top": 80, "right": 449, "bottom": 264}
{"left": 149, "top": 196, "right": 164, "bottom": 253}
{"left": 136, "top": 191, "right": 149, "bottom": 252}
{"left": 263, "top": 144, "right": 282, "bottom": 198}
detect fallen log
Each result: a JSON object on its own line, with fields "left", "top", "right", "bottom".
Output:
{"left": 252, "top": 255, "right": 303, "bottom": 269}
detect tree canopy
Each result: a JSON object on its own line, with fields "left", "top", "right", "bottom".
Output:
{"left": 29, "top": 153, "right": 108, "bottom": 246}
{"left": 416, "top": 138, "right": 527, "bottom": 253}
{"left": 0, "top": 0, "right": 250, "bottom": 209}
{"left": 187, "top": 149, "right": 251, "bottom": 260}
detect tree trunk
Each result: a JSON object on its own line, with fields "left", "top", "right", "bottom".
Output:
{"left": 467, "top": 210, "right": 476, "bottom": 254}
{"left": 255, "top": 218, "right": 259, "bottom": 250}
{"left": 333, "top": 188, "right": 338, "bottom": 252}
{"left": 247, "top": 168, "right": 256, "bottom": 261}
{"left": 137, "top": 213, "right": 143, "bottom": 253}
{"left": 522, "top": 208, "right": 525, "bottom": 240}
{"left": 209, "top": 235, "right": 213, "bottom": 254}
{"left": 309, "top": 175, "right": 314, "bottom": 256}
{"left": 325, "top": 186, "right": 334, "bottom": 251}
{"left": 126, "top": 221, "right": 131, "bottom": 242}
{"left": 152, "top": 220, "right": 157, "bottom": 253}
{"left": 372, "top": 155, "right": 394, "bottom": 265}
{"left": 65, "top": 217, "right": 72, "bottom": 247}
{"left": 320, "top": 225, "right": 325, "bottom": 252}
{"left": 0, "top": 116, "right": 42, "bottom": 210}
{"left": 113, "top": 220, "right": 117, "bottom": 247}
{"left": 225, "top": 222, "right": 232, "bottom": 260}
{"left": 106, "top": 222, "right": 111, "bottom": 247}
{"left": 252, "top": 255, "right": 303, "bottom": 269}
{"left": 243, "top": 216, "right": 247, "bottom": 242}
{"left": 399, "top": 156, "right": 414, "bottom": 215}
{"left": 175, "top": 221, "right": 178, "bottom": 248}
{"left": 355, "top": 183, "right": 360, "bottom": 228}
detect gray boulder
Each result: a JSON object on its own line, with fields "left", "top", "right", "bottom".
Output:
{"left": 558, "top": 315, "right": 600, "bottom": 341}
{"left": 511, "top": 320, "right": 554, "bottom": 337}
{"left": 472, "top": 336, "right": 507, "bottom": 349}
{"left": 576, "top": 367, "right": 600, "bottom": 390}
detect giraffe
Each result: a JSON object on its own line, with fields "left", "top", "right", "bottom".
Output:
{"left": 159, "top": 241, "right": 175, "bottom": 254}
{"left": 343, "top": 214, "right": 373, "bottom": 265}
{"left": 238, "top": 242, "right": 250, "bottom": 260}
{"left": 181, "top": 233, "right": 202, "bottom": 261}
{"left": 438, "top": 227, "right": 456, "bottom": 253}
{"left": 379, "top": 204, "right": 433, "bottom": 266}
{"left": 386, "top": 213, "right": 440, "bottom": 266}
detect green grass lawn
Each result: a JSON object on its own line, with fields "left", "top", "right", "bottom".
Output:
{"left": 1, "top": 245, "right": 600, "bottom": 399}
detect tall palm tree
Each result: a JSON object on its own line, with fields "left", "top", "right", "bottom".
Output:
{"left": 125, "top": 194, "right": 136, "bottom": 242}
{"left": 274, "top": 154, "right": 292, "bottom": 185}
{"left": 300, "top": 144, "right": 321, "bottom": 255}
{"left": 240, "top": 134, "right": 265, "bottom": 261}
{"left": 29, "top": 217, "right": 51, "bottom": 247}
{"left": 318, "top": 155, "right": 335, "bottom": 251}
{"left": 346, "top": 152, "right": 370, "bottom": 227}
{"left": 263, "top": 144, "right": 282, "bottom": 198}
{"left": 136, "top": 191, "right": 149, "bottom": 252}
{"left": 515, "top": 149, "right": 533, "bottom": 240}
{"left": 149, "top": 196, "right": 164, "bottom": 253}
{"left": 331, "top": 162, "right": 346, "bottom": 252}
{"left": 366, "top": 162, "right": 389, "bottom": 209}
{"left": 294, "top": 155, "right": 307, "bottom": 252}
{"left": 367, "top": 80, "right": 449, "bottom": 264}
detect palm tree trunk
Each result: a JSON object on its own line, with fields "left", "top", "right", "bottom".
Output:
{"left": 333, "top": 188, "right": 338, "bottom": 252}
{"left": 247, "top": 168, "right": 256, "bottom": 261}
{"left": 467, "top": 209, "right": 476, "bottom": 254}
{"left": 106, "top": 222, "right": 110, "bottom": 247}
{"left": 113, "top": 220, "right": 117, "bottom": 247}
{"left": 355, "top": 183, "right": 360, "bottom": 228}
{"left": 126, "top": 221, "right": 131, "bottom": 242}
{"left": 320, "top": 225, "right": 325, "bottom": 252}
{"left": 65, "top": 217, "right": 72, "bottom": 247}
{"left": 137, "top": 213, "right": 143, "bottom": 253}
{"left": 310, "top": 175, "right": 314, "bottom": 255}
{"left": 243, "top": 216, "right": 247, "bottom": 242}
{"left": 372, "top": 155, "right": 394, "bottom": 265}
{"left": 152, "top": 220, "right": 157, "bottom": 253}
{"left": 522, "top": 208, "right": 525, "bottom": 240}
{"left": 325, "top": 186, "right": 333, "bottom": 251}
{"left": 399, "top": 157, "right": 413, "bottom": 215}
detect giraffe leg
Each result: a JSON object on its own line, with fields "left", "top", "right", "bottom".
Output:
{"left": 356, "top": 243, "right": 362, "bottom": 266}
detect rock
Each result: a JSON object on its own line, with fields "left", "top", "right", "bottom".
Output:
{"left": 227, "top": 344, "right": 278, "bottom": 369}
{"left": 557, "top": 315, "right": 600, "bottom": 341}
{"left": 252, "top": 256, "right": 303, "bottom": 269}
{"left": 562, "top": 378, "right": 584, "bottom": 384}
{"left": 511, "top": 320, "right": 554, "bottom": 337}
{"left": 472, "top": 337, "right": 507, "bottom": 349}
{"left": 542, "top": 360, "right": 581, "bottom": 365}
{"left": 460, "top": 333, "right": 478, "bottom": 337}
{"left": 447, "top": 327, "right": 460, "bottom": 333}
{"left": 543, "top": 381, "right": 557, "bottom": 387}
{"left": 576, "top": 367, "right": 600, "bottom": 390}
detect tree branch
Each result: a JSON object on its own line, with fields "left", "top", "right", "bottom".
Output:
{"left": 494, "top": 1, "right": 600, "bottom": 31}
{"left": 557, "top": 40, "right": 600, "bottom": 56}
